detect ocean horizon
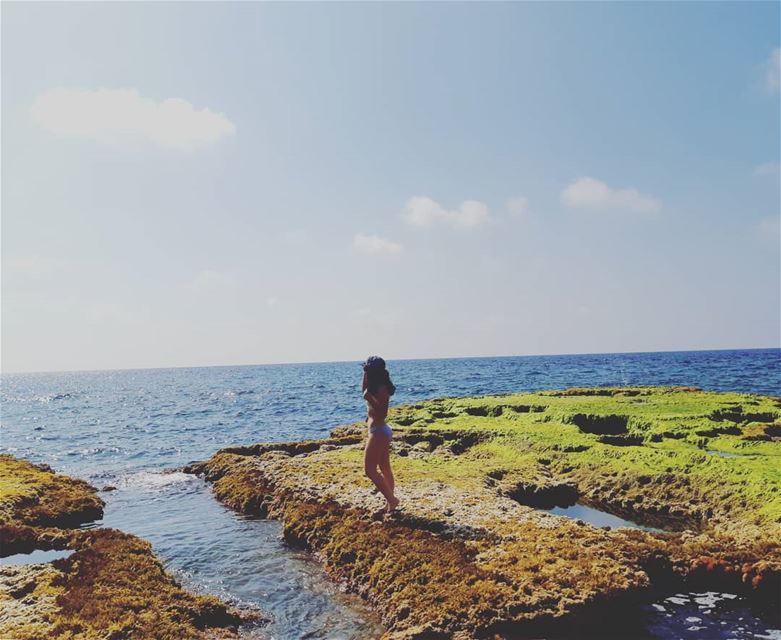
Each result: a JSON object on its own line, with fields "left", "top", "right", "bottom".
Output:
{"left": 3, "top": 345, "right": 779, "bottom": 377}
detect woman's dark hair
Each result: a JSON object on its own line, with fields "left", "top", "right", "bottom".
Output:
{"left": 365, "top": 365, "right": 396, "bottom": 396}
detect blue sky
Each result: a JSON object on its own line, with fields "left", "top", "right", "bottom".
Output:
{"left": 2, "top": 2, "right": 779, "bottom": 373}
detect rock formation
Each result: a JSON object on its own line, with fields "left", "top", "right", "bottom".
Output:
{"left": 186, "top": 386, "right": 781, "bottom": 639}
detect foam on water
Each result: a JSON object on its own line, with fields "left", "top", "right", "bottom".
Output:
{"left": 117, "top": 470, "right": 198, "bottom": 490}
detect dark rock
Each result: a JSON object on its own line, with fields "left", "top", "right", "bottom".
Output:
{"left": 568, "top": 414, "right": 629, "bottom": 435}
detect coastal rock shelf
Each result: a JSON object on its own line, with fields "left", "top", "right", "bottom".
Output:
{"left": 186, "top": 386, "right": 781, "bottom": 639}
{"left": 0, "top": 454, "right": 253, "bottom": 639}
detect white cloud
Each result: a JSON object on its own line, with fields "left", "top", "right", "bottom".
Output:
{"left": 31, "top": 87, "right": 236, "bottom": 150}
{"left": 188, "top": 270, "right": 236, "bottom": 292}
{"left": 266, "top": 297, "right": 280, "bottom": 308}
{"left": 353, "top": 233, "right": 403, "bottom": 256}
{"left": 561, "top": 177, "right": 661, "bottom": 214}
{"left": 403, "top": 196, "right": 489, "bottom": 229}
{"left": 506, "top": 196, "right": 530, "bottom": 217}
{"left": 767, "top": 48, "right": 781, "bottom": 92}
{"left": 755, "top": 162, "right": 781, "bottom": 178}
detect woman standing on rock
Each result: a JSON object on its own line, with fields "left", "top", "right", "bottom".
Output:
{"left": 362, "top": 356, "right": 400, "bottom": 514}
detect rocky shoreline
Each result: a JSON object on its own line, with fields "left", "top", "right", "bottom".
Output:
{"left": 186, "top": 386, "right": 781, "bottom": 639}
{"left": 0, "top": 454, "right": 257, "bottom": 639}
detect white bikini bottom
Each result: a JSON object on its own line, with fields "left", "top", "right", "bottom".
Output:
{"left": 368, "top": 423, "right": 393, "bottom": 438}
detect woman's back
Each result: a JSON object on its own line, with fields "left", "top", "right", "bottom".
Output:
{"left": 366, "top": 384, "right": 390, "bottom": 426}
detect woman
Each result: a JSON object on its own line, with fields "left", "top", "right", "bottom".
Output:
{"left": 362, "top": 356, "right": 400, "bottom": 514}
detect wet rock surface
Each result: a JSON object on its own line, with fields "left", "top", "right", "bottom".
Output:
{"left": 188, "top": 386, "right": 781, "bottom": 639}
{"left": 0, "top": 454, "right": 254, "bottom": 639}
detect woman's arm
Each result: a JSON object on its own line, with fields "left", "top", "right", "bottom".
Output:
{"left": 364, "top": 385, "right": 389, "bottom": 411}
{"left": 362, "top": 372, "right": 381, "bottom": 408}
{"left": 363, "top": 387, "right": 380, "bottom": 409}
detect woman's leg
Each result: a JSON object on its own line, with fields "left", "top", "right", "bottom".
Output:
{"left": 378, "top": 435, "right": 399, "bottom": 511}
{"left": 379, "top": 437, "right": 395, "bottom": 496}
{"left": 364, "top": 434, "right": 393, "bottom": 502}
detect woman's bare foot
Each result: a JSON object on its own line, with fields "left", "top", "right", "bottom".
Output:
{"left": 385, "top": 496, "right": 400, "bottom": 513}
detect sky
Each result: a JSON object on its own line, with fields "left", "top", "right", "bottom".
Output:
{"left": 2, "top": 2, "right": 779, "bottom": 373}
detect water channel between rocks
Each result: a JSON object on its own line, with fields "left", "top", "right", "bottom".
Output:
{"left": 97, "top": 470, "right": 384, "bottom": 639}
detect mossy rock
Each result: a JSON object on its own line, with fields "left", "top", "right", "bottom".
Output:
{"left": 189, "top": 386, "right": 781, "bottom": 639}
{"left": 0, "top": 454, "right": 104, "bottom": 532}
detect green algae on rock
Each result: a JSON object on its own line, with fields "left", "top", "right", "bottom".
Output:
{"left": 187, "top": 386, "right": 781, "bottom": 639}
{"left": 0, "top": 455, "right": 253, "bottom": 640}
{"left": 0, "top": 454, "right": 104, "bottom": 532}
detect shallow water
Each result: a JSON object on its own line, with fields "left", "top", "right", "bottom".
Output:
{"left": 703, "top": 449, "right": 768, "bottom": 459}
{"left": 642, "top": 592, "right": 781, "bottom": 640}
{"left": 98, "top": 469, "right": 382, "bottom": 639}
{"left": 2, "top": 349, "right": 780, "bottom": 639}
{"left": 546, "top": 503, "right": 666, "bottom": 533}
{"left": 706, "top": 450, "right": 742, "bottom": 458}
{"left": 1, "top": 548, "right": 74, "bottom": 566}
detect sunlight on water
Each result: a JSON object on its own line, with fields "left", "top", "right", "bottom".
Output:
{"left": 643, "top": 592, "right": 781, "bottom": 640}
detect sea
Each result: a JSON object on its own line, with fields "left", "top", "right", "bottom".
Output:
{"left": 2, "top": 348, "right": 780, "bottom": 639}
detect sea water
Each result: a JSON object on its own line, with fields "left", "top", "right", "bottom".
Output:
{"left": 2, "top": 348, "right": 779, "bottom": 638}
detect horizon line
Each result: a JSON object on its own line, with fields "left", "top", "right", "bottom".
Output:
{"left": 1, "top": 345, "right": 778, "bottom": 377}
